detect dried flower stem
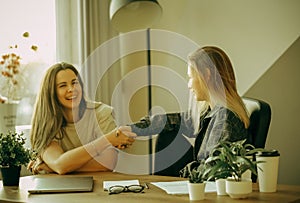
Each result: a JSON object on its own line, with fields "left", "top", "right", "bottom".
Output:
{"left": 0, "top": 32, "right": 38, "bottom": 103}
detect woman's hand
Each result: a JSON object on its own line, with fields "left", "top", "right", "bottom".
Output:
{"left": 105, "top": 127, "right": 136, "bottom": 149}
{"left": 116, "top": 126, "right": 135, "bottom": 149}
{"left": 118, "top": 125, "right": 132, "bottom": 133}
{"left": 27, "top": 157, "right": 54, "bottom": 174}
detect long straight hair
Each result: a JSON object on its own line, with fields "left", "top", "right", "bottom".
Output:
{"left": 30, "top": 62, "right": 87, "bottom": 155}
{"left": 187, "top": 46, "right": 249, "bottom": 132}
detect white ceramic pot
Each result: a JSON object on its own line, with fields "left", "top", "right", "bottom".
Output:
{"left": 0, "top": 103, "right": 18, "bottom": 133}
{"left": 187, "top": 182, "right": 206, "bottom": 200}
{"left": 241, "top": 156, "right": 253, "bottom": 181}
{"left": 241, "top": 169, "right": 252, "bottom": 181}
{"left": 225, "top": 178, "right": 252, "bottom": 199}
{"left": 216, "top": 179, "right": 227, "bottom": 195}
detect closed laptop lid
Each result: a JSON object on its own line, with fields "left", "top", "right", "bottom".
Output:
{"left": 27, "top": 176, "right": 94, "bottom": 194}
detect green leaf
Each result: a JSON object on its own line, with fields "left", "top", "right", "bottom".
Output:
{"left": 0, "top": 131, "right": 33, "bottom": 167}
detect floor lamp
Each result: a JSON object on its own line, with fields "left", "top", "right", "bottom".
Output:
{"left": 109, "top": 0, "right": 162, "bottom": 175}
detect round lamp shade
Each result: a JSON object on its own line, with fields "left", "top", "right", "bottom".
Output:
{"left": 110, "top": 0, "right": 162, "bottom": 32}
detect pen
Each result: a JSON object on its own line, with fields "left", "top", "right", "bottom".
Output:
{"left": 144, "top": 183, "right": 149, "bottom": 189}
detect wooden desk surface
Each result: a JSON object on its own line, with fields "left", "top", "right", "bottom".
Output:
{"left": 1, "top": 172, "right": 300, "bottom": 203}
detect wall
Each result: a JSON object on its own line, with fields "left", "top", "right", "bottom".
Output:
{"left": 245, "top": 37, "right": 300, "bottom": 185}
{"left": 154, "top": 0, "right": 300, "bottom": 96}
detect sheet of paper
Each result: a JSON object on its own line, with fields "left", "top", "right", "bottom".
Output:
{"left": 150, "top": 180, "right": 216, "bottom": 195}
{"left": 103, "top": 180, "right": 140, "bottom": 191}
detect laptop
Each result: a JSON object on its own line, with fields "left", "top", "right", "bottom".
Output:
{"left": 27, "top": 176, "right": 94, "bottom": 194}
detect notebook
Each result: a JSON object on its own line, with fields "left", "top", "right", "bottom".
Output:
{"left": 27, "top": 176, "right": 94, "bottom": 194}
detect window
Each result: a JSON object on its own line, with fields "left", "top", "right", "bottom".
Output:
{"left": 0, "top": 0, "right": 56, "bottom": 125}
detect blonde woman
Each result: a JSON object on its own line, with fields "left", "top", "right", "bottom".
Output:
{"left": 28, "top": 63, "right": 136, "bottom": 175}
{"left": 121, "top": 46, "right": 250, "bottom": 174}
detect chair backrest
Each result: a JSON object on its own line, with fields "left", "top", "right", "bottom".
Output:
{"left": 242, "top": 97, "right": 272, "bottom": 149}
{"left": 242, "top": 97, "right": 272, "bottom": 182}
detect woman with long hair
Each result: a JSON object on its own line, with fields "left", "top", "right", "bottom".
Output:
{"left": 121, "top": 46, "right": 250, "bottom": 170}
{"left": 28, "top": 62, "right": 135, "bottom": 174}
{"left": 185, "top": 46, "right": 249, "bottom": 160}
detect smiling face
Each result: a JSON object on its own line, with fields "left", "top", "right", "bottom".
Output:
{"left": 55, "top": 69, "right": 82, "bottom": 112}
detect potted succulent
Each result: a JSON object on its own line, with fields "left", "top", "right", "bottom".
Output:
{"left": 0, "top": 131, "right": 34, "bottom": 186}
{"left": 205, "top": 139, "right": 263, "bottom": 199}
{"left": 180, "top": 160, "right": 209, "bottom": 200}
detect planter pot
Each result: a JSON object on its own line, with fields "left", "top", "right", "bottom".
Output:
{"left": 0, "top": 103, "right": 18, "bottom": 133}
{"left": 216, "top": 179, "right": 227, "bottom": 196}
{"left": 225, "top": 178, "right": 252, "bottom": 199}
{"left": 187, "top": 182, "right": 206, "bottom": 201}
{"left": 241, "top": 169, "right": 252, "bottom": 181}
{"left": 1, "top": 165, "right": 21, "bottom": 186}
{"left": 241, "top": 156, "right": 253, "bottom": 181}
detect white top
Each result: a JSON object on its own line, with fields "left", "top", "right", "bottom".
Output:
{"left": 58, "top": 101, "right": 117, "bottom": 151}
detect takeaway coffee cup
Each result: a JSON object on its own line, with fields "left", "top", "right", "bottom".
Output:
{"left": 256, "top": 150, "right": 280, "bottom": 192}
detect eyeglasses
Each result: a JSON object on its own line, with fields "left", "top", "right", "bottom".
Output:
{"left": 108, "top": 185, "right": 145, "bottom": 195}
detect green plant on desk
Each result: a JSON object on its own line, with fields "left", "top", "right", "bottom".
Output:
{"left": 180, "top": 160, "right": 209, "bottom": 183}
{"left": 180, "top": 160, "right": 209, "bottom": 200}
{"left": 0, "top": 131, "right": 35, "bottom": 186}
{"left": 205, "top": 139, "right": 263, "bottom": 182}
{"left": 204, "top": 139, "right": 265, "bottom": 199}
{"left": 0, "top": 131, "right": 34, "bottom": 167}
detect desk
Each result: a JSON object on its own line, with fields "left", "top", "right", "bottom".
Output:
{"left": 1, "top": 172, "right": 300, "bottom": 203}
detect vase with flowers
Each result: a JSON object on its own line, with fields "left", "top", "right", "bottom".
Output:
{"left": 0, "top": 32, "right": 38, "bottom": 132}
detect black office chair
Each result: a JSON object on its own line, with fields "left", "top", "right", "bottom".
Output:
{"left": 242, "top": 97, "right": 272, "bottom": 182}
{"left": 242, "top": 97, "right": 272, "bottom": 149}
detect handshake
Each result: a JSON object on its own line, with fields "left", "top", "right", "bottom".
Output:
{"left": 112, "top": 126, "right": 137, "bottom": 149}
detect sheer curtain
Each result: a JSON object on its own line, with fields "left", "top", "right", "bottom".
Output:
{"left": 55, "top": 0, "right": 120, "bottom": 105}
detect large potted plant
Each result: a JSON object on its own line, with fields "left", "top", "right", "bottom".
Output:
{"left": 0, "top": 131, "right": 34, "bottom": 186}
{"left": 180, "top": 160, "right": 209, "bottom": 200}
{"left": 205, "top": 139, "right": 263, "bottom": 199}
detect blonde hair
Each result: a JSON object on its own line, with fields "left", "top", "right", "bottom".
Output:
{"left": 30, "top": 62, "right": 87, "bottom": 155}
{"left": 187, "top": 46, "right": 249, "bottom": 130}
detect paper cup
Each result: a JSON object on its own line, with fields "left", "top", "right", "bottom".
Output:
{"left": 256, "top": 150, "right": 280, "bottom": 192}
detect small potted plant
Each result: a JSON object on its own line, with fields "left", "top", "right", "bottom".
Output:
{"left": 205, "top": 139, "right": 263, "bottom": 199}
{"left": 180, "top": 160, "right": 209, "bottom": 200}
{"left": 206, "top": 162, "right": 231, "bottom": 196}
{"left": 0, "top": 131, "right": 34, "bottom": 186}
